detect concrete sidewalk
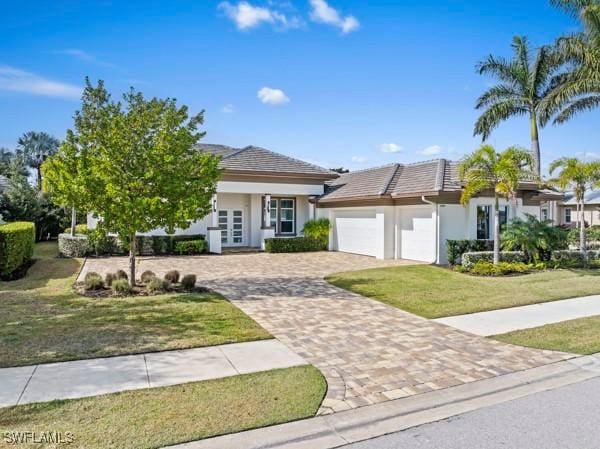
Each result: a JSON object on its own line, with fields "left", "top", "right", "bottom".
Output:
{"left": 434, "top": 295, "right": 600, "bottom": 336}
{"left": 0, "top": 339, "right": 306, "bottom": 408}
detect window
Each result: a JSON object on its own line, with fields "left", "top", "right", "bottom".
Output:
{"left": 263, "top": 197, "right": 296, "bottom": 235}
{"left": 477, "top": 205, "right": 508, "bottom": 240}
{"left": 477, "top": 205, "right": 491, "bottom": 240}
{"left": 541, "top": 208, "right": 549, "bottom": 221}
{"left": 565, "top": 208, "right": 572, "bottom": 223}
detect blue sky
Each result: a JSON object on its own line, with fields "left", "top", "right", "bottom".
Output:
{"left": 1, "top": 0, "right": 598, "bottom": 174}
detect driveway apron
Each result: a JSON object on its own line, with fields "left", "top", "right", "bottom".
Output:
{"left": 81, "top": 252, "right": 571, "bottom": 414}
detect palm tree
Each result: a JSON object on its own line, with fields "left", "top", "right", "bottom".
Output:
{"left": 474, "top": 36, "right": 563, "bottom": 176}
{"left": 17, "top": 131, "right": 60, "bottom": 188}
{"left": 548, "top": 157, "right": 600, "bottom": 254}
{"left": 541, "top": 1, "right": 600, "bottom": 124}
{"left": 459, "top": 144, "right": 536, "bottom": 264}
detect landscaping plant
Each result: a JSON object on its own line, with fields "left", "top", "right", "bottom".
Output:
{"left": 42, "top": 79, "right": 222, "bottom": 286}
{"left": 501, "top": 214, "right": 568, "bottom": 262}
{"left": 84, "top": 272, "right": 104, "bottom": 290}
{"left": 181, "top": 274, "right": 197, "bottom": 291}
{"left": 302, "top": 218, "right": 331, "bottom": 249}
{"left": 164, "top": 270, "right": 180, "bottom": 283}
{"left": 140, "top": 270, "right": 156, "bottom": 283}
{"left": 111, "top": 278, "right": 132, "bottom": 296}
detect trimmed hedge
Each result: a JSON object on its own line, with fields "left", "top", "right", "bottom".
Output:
{"left": 446, "top": 239, "right": 494, "bottom": 266}
{"left": 551, "top": 250, "right": 600, "bottom": 268}
{"left": 58, "top": 233, "right": 91, "bottom": 258}
{"left": 470, "top": 261, "right": 530, "bottom": 276}
{"left": 461, "top": 251, "right": 527, "bottom": 269}
{"left": 264, "top": 237, "right": 326, "bottom": 253}
{"left": 0, "top": 221, "right": 35, "bottom": 279}
{"left": 174, "top": 239, "right": 208, "bottom": 255}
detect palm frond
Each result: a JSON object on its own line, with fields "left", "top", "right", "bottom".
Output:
{"left": 473, "top": 101, "right": 529, "bottom": 140}
{"left": 553, "top": 93, "right": 600, "bottom": 123}
{"left": 475, "top": 84, "right": 524, "bottom": 109}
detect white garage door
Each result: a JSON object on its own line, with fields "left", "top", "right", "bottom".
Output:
{"left": 334, "top": 210, "right": 378, "bottom": 257}
{"left": 400, "top": 207, "right": 435, "bottom": 262}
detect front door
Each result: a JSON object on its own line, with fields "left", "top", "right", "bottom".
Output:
{"left": 218, "top": 209, "right": 245, "bottom": 246}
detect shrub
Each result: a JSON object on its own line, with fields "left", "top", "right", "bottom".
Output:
{"left": 181, "top": 274, "right": 197, "bottom": 290}
{"left": 140, "top": 270, "right": 156, "bottom": 283}
{"left": 461, "top": 251, "right": 527, "bottom": 269}
{"left": 470, "top": 261, "right": 530, "bottom": 276}
{"left": 58, "top": 233, "right": 90, "bottom": 258}
{"left": 104, "top": 272, "right": 116, "bottom": 287}
{"left": 115, "top": 269, "right": 128, "bottom": 280}
{"left": 174, "top": 239, "right": 208, "bottom": 255}
{"left": 164, "top": 270, "right": 180, "bottom": 283}
{"left": 551, "top": 250, "right": 587, "bottom": 268}
{"left": 302, "top": 218, "right": 330, "bottom": 249}
{"left": 147, "top": 277, "right": 170, "bottom": 293}
{"left": 446, "top": 239, "right": 493, "bottom": 266}
{"left": 84, "top": 271, "right": 104, "bottom": 290}
{"left": 264, "top": 237, "right": 324, "bottom": 253}
{"left": 501, "top": 214, "right": 568, "bottom": 262}
{"left": 151, "top": 236, "right": 172, "bottom": 255}
{"left": 63, "top": 223, "right": 89, "bottom": 235}
{"left": 0, "top": 221, "right": 36, "bottom": 279}
{"left": 111, "top": 278, "right": 132, "bottom": 296}
{"left": 567, "top": 226, "right": 600, "bottom": 248}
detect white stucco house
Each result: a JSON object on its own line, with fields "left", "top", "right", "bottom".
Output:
{"left": 88, "top": 144, "right": 560, "bottom": 264}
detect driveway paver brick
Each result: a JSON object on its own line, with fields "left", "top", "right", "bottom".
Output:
{"left": 81, "top": 251, "right": 571, "bottom": 414}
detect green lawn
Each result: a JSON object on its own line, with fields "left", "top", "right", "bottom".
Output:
{"left": 326, "top": 265, "right": 600, "bottom": 318}
{"left": 0, "top": 242, "right": 270, "bottom": 368}
{"left": 494, "top": 316, "right": 600, "bottom": 355}
{"left": 0, "top": 365, "right": 326, "bottom": 449}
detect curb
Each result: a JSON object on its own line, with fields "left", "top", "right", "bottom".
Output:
{"left": 169, "top": 355, "right": 600, "bottom": 449}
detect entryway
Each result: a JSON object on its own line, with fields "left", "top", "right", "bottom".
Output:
{"left": 218, "top": 209, "right": 245, "bottom": 246}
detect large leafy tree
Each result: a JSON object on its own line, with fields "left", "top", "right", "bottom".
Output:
{"left": 474, "top": 36, "right": 563, "bottom": 175}
{"left": 541, "top": 0, "right": 600, "bottom": 124}
{"left": 548, "top": 157, "right": 600, "bottom": 254}
{"left": 17, "top": 131, "right": 60, "bottom": 187}
{"left": 43, "top": 79, "right": 222, "bottom": 285}
{"left": 459, "top": 145, "right": 536, "bottom": 264}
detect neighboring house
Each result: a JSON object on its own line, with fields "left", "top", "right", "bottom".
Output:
{"left": 88, "top": 144, "right": 558, "bottom": 264}
{"left": 544, "top": 191, "right": 600, "bottom": 227}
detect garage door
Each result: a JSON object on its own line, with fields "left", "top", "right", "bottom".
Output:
{"left": 399, "top": 207, "right": 435, "bottom": 262}
{"left": 334, "top": 210, "right": 378, "bottom": 257}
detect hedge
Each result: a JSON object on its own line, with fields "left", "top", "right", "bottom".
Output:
{"left": 461, "top": 251, "right": 527, "bottom": 269}
{"left": 264, "top": 237, "right": 326, "bottom": 253}
{"left": 174, "top": 239, "right": 208, "bottom": 255}
{"left": 0, "top": 221, "right": 36, "bottom": 279}
{"left": 551, "top": 250, "right": 600, "bottom": 268}
{"left": 58, "top": 233, "right": 91, "bottom": 258}
{"left": 446, "top": 239, "right": 494, "bottom": 265}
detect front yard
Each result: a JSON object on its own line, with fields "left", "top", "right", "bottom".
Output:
{"left": 326, "top": 265, "right": 600, "bottom": 318}
{"left": 0, "top": 242, "right": 270, "bottom": 368}
{"left": 0, "top": 365, "right": 326, "bottom": 449}
{"left": 494, "top": 316, "right": 600, "bottom": 355}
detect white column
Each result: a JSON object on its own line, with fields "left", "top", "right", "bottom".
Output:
{"left": 260, "top": 193, "right": 275, "bottom": 250}
{"left": 207, "top": 194, "right": 221, "bottom": 254}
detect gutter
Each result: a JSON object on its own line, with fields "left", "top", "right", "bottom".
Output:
{"left": 421, "top": 195, "right": 440, "bottom": 264}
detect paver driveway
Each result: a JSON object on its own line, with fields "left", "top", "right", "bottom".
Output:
{"left": 81, "top": 252, "right": 571, "bottom": 414}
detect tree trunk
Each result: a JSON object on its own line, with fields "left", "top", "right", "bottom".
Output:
{"left": 129, "top": 233, "right": 136, "bottom": 287}
{"left": 36, "top": 166, "right": 42, "bottom": 189}
{"left": 530, "top": 114, "right": 541, "bottom": 177}
{"left": 70, "top": 207, "right": 77, "bottom": 237}
{"left": 494, "top": 194, "right": 500, "bottom": 265}
{"left": 580, "top": 197, "right": 587, "bottom": 256}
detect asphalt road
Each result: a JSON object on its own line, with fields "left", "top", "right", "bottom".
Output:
{"left": 343, "top": 377, "right": 600, "bottom": 449}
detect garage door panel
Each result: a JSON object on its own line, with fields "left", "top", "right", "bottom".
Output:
{"left": 400, "top": 207, "right": 435, "bottom": 262}
{"left": 334, "top": 210, "right": 378, "bottom": 257}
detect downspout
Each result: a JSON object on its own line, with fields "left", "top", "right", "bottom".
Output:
{"left": 421, "top": 196, "right": 439, "bottom": 264}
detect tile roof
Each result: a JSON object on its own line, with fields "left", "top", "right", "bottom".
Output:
{"left": 320, "top": 159, "right": 462, "bottom": 202}
{"left": 195, "top": 144, "right": 336, "bottom": 177}
{"left": 562, "top": 190, "right": 600, "bottom": 205}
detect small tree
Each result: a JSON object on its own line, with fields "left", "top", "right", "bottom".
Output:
{"left": 43, "top": 79, "right": 222, "bottom": 285}
{"left": 548, "top": 157, "right": 600, "bottom": 254}
{"left": 459, "top": 145, "right": 536, "bottom": 264}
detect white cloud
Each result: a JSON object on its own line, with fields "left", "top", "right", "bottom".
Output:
{"left": 222, "top": 104, "right": 235, "bottom": 113}
{"left": 419, "top": 145, "right": 443, "bottom": 156}
{"left": 379, "top": 142, "right": 402, "bottom": 153}
{"left": 218, "top": 1, "right": 300, "bottom": 30}
{"left": 257, "top": 86, "right": 289, "bottom": 105}
{"left": 309, "top": 0, "right": 360, "bottom": 34}
{"left": 0, "top": 65, "right": 81, "bottom": 99}
{"left": 351, "top": 155, "right": 367, "bottom": 163}
{"left": 55, "top": 49, "right": 114, "bottom": 68}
